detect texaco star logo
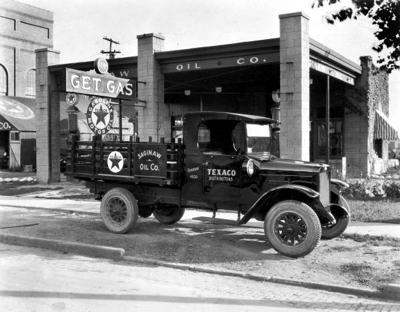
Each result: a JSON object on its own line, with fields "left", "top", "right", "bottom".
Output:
{"left": 66, "top": 93, "right": 78, "bottom": 105}
{"left": 87, "top": 97, "right": 114, "bottom": 135}
{"left": 107, "top": 151, "right": 123, "bottom": 173}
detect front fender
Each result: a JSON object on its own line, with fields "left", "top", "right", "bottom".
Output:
{"left": 237, "top": 184, "right": 320, "bottom": 225}
{"left": 327, "top": 203, "right": 350, "bottom": 220}
{"left": 331, "top": 179, "right": 349, "bottom": 191}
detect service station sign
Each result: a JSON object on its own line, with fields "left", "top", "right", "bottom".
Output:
{"left": 62, "top": 68, "right": 136, "bottom": 100}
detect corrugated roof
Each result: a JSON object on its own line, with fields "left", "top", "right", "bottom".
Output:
{"left": 0, "top": 96, "right": 36, "bottom": 131}
{"left": 374, "top": 110, "right": 399, "bottom": 140}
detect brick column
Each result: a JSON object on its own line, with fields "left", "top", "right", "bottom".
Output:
{"left": 279, "top": 12, "right": 310, "bottom": 161}
{"left": 137, "top": 33, "right": 170, "bottom": 142}
{"left": 35, "top": 48, "right": 60, "bottom": 183}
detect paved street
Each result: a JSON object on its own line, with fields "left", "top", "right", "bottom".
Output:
{"left": 0, "top": 243, "right": 399, "bottom": 312}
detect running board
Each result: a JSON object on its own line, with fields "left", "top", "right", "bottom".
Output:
{"left": 192, "top": 217, "right": 262, "bottom": 228}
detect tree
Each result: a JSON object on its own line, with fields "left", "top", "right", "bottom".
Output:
{"left": 312, "top": 0, "right": 400, "bottom": 72}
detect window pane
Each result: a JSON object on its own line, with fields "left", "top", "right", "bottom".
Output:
{"left": 25, "top": 69, "right": 36, "bottom": 98}
{"left": 0, "top": 65, "right": 8, "bottom": 96}
{"left": 316, "top": 121, "right": 343, "bottom": 157}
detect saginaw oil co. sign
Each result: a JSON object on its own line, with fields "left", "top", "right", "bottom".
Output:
{"left": 62, "top": 68, "right": 136, "bottom": 100}
{"left": 134, "top": 144, "right": 167, "bottom": 178}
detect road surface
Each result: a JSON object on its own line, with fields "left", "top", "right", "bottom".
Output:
{"left": 0, "top": 243, "right": 398, "bottom": 311}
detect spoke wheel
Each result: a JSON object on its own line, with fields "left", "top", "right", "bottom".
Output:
{"left": 322, "top": 195, "right": 350, "bottom": 239}
{"left": 275, "top": 213, "right": 308, "bottom": 246}
{"left": 264, "top": 200, "right": 321, "bottom": 258}
{"left": 100, "top": 188, "right": 138, "bottom": 234}
{"left": 153, "top": 206, "right": 185, "bottom": 225}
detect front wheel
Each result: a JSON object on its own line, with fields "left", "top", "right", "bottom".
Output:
{"left": 264, "top": 200, "right": 321, "bottom": 258}
{"left": 321, "top": 195, "right": 350, "bottom": 239}
{"left": 100, "top": 188, "right": 138, "bottom": 234}
{"left": 153, "top": 206, "right": 185, "bottom": 224}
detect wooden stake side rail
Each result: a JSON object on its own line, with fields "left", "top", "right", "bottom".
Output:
{"left": 65, "top": 135, "right": 185, "bottom": 187}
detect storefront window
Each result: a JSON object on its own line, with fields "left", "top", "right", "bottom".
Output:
{"left": 316, "top": 120, "right": 343, "bottom": 158}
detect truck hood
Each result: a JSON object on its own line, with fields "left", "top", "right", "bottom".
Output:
{"left": 248, "top": 155, "right": 327, "bottom": 174}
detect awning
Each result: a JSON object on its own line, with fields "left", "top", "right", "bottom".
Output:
{"left": 0, "top": 96, "right": 36, "bottom": 131}
{"left": 374, "top": 110, "right": 399, "bottom": 140}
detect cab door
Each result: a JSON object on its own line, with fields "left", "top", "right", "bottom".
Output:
{"left": 203, "top": 154, "right": 243, "bottom": 200}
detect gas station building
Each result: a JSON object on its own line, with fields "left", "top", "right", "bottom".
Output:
{"left": 35, "top": 12, "right": 398, "bottom": 183}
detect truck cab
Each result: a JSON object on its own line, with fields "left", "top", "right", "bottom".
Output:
{"left": 182, "top": 112, "right": 279, "bottom": 210}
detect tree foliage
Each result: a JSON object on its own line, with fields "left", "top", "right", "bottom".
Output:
{"left": 313, "top": 0, "right": 400, "bottom": 72}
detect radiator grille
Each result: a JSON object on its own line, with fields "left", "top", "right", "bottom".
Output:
{"left": 319, "top": 169, "right": 330, "bottom": 207}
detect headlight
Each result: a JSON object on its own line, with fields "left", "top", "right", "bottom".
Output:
{"left": 246, "top": 160, "right": 255, "bottom": 177}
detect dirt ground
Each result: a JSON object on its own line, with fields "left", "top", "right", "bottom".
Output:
{"left": 1, "top": 204, "right": 399, "bottom": 292}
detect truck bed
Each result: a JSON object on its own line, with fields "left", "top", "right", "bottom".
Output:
{"left": 65, "top": 135, "right": 185, "bottom": 187}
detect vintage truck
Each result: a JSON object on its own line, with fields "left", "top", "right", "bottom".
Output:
{"left": 65, "top": 111, "right": 350, "bottom": 258}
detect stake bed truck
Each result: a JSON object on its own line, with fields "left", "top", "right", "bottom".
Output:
{"left": 66, "top": 111, "right": 350, "bottom": 258}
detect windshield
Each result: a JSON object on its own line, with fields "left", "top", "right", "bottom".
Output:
{"left": 245, "top": 123, "right": 271, "bottom": 156}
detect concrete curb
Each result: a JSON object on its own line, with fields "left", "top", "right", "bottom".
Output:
{"left": 125, "top": 256, "right": 400, "bottom": 302}
{"left": 0, "top": 233, "right": 125, "bottom": 260}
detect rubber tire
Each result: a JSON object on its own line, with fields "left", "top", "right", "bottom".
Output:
{"left": 153, "top": 206, "right": 185, "bottom": 225}
{"left": 264, "top": 200, "right": 321, "bottom": 258}
{"left": 321, "top": 195, "right": 351, "bottom": 239}
{"left": 100, "top": 187, "right": 138, "bottom": 234}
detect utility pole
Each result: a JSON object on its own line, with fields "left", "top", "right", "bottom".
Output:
{"left": 101, "top": 37, "right": 121, "bottom": 59}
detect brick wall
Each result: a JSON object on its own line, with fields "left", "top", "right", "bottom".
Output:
{"left": 137, "top": 33, "right": 171, "bottom": 142}
{"left": 35, "top": 48, "right": 60, "bottom": 183}
{"left": 343, "top": 56, "right": 389, "bottom": 177}
{"left": 279, "top": 12, "right": 310, "bottom": 161}
{"left": 0, "top": 0, "right": 53, "bottom": 97}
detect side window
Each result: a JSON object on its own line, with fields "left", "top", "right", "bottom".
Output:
{"left": 197, "top": 123, "right": 211, "bottom": 152}
{"left": 232, "top": 122, "right": 245, "bottom": 154}
{"left": 198, "top": 121, "right": 240, "bottom": 155}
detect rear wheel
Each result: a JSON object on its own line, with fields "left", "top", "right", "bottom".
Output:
{"left": 321, "top": 195, "right": 350, "bottom": 239}
{"left": 153, "top": 206, "right": 185, "bottom": 224}
{"left": 100, "top": 188, "right": 138, "bottom": 234}
{"left": 264, "top": 200, "right": 321, "bottom": 258}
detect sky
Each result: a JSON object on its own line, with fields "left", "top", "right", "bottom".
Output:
{"left": 19, "top": 0, "right": 400, "bottom": 131}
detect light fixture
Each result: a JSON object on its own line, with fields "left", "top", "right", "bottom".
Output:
{"left": 215, "top": 86, "right": 222, "bottom": 93}
{"left": 184, "top": 90, "right": 191, "bottom": 96}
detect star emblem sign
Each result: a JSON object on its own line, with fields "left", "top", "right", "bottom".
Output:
{"left": 66, "top": 93, "right": 78, "bottom": 105}
{"left": 107, "top": 151, "right": 123, "bottom": 173}
{"left": 94, "top": 105, "right": 109, "bottom": 127}
{"left": 86, "top": 97, "right": 114, "bottom": 135}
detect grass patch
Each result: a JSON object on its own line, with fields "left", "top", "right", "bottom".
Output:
{"left": 339, "top": 262, "right": 375, "bottom": 286}
{"left": 343, "top": 233, "right": 400, "bottom": 247}
{"left": 347, "top": 198, "right": 400, "bottom": 223}
{"left": 326, "top": 245, "right": 355, "bottom": 252}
